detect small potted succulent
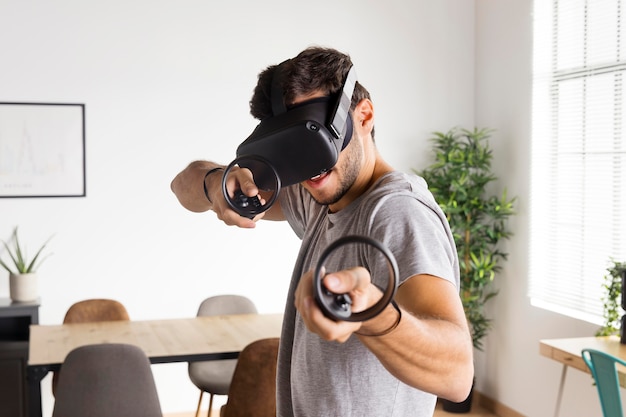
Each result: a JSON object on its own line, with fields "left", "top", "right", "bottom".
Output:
{"left": 0, "top": 227, "right": 53, "bottom": 302}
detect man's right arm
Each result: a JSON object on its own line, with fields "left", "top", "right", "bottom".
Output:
{"left": 170, "top": 160, "right": 221, "bottom": 213}
{"left": 170, "top": 160, "right": 286, "bottom": 226}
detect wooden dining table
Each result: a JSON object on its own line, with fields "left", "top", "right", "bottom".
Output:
{"left": 27, "top": 313, "right": 283, "bottom": 417}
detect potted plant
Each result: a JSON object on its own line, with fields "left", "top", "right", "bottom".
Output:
{"left": 417, "top": 127, "right": 516, "bottom": 412}
{"left": 0, "top": 227, "right": 53, "bottom": 302}
{"left": 597, "top": 259, "right": 626, "bottom": 338}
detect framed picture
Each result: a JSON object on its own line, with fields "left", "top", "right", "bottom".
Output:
{"left": 0, "top": 102, "right": 86, "bottom": 197}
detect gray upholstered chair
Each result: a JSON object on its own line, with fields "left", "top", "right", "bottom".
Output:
{"left": 220, "top": 337, "right": 279, "bottom": 417}
{"left": 52, "top": 298, "right": 130, "bottom": 396}
{"left": 188, "top": 295, "right": 258, "bottom": 417}
{"left": 51, "top": 343, "right": 162, "bottom": 417}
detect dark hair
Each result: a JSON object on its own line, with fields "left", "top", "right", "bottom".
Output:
{"left": 249, "top": 47, "right": 372, "bottom": 126}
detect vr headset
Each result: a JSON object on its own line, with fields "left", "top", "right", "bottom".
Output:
{"left": 235, "top": 60, "right": 358, "bottom": 190}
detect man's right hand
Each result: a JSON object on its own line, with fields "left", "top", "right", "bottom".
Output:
{"left": 211, "top": 164, "right": 265, "bottom": 228}
{"left": 170, "top": 160, "right": 262, "bottom": 228}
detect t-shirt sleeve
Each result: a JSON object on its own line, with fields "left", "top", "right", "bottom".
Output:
{"left": 367, "top": 193, "right": 460, "bottom": 290}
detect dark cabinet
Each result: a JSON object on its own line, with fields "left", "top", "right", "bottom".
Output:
{"left": 0, "top": 298, "right": 39, "bottom": 417}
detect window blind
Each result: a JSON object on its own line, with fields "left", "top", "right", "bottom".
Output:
{"left": 529, "top": 0, "right": 626, "bottom": 323}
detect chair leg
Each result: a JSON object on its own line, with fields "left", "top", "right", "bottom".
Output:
{"left": 195, "top": 390, "right": 204, "bottom": 417}
{"left": 207, "top": 393, "right": 215, "bottom": 417}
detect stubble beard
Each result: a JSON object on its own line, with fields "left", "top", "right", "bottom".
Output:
{"left": 310, "top": 138, "right": 363, "bottom": 206}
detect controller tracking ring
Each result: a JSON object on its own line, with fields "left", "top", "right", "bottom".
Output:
{"left": 313, "top": 235, "right": 399, "bottom": 322}
{"left": 222, "top": 155, "right": 281, "bottom": 219}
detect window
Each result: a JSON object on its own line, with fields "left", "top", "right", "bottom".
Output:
{"left": 529, "top": 0, "right": 626, "bottom": 323}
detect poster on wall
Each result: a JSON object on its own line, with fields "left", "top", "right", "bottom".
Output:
{"left": 0, "top": 102, "right": 86, "bottom": 197}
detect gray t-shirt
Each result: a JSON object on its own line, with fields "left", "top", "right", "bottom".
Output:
{"left": 276, "top": 171, "right": 459, "bottom": 417}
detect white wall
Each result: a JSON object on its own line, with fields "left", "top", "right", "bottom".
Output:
{"left": 476, "top": 1, "right": 607, "bottom": 416}
{"left": 0, "top": 1, "right": 476, "bottom": 415}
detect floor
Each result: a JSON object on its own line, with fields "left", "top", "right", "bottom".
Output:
{"left": 166, "top": 401, "right": 499, "bottom": 417}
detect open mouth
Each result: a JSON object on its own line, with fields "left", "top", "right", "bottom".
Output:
{"left": 309, "top": 171, "right": 330, "bottom": 182}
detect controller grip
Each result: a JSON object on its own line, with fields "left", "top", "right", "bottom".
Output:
{"left": 232, "top": 190, "right": 263, "bottom": 219}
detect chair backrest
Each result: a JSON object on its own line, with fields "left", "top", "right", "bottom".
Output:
{"left": 196, "top": 294, "right": 258, "bottom": 317}
{"left": 220, "top": 337, "right": 280, "bottom": 417}
{"left": 53, "top": 299, "right": 130, "bottom": 396}
{"left": 581, "top": 348, "right": 626, "bottom": 417}
{"left": 187, "top": 294, "right": 258, "bottom": 388}
{"left": 52, "top": 343, "right": 162, "bottom": 417}
{"left": 63, "top": 298, "right": 130, "bottom": 323}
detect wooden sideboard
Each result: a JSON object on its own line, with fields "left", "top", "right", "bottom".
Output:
{"left": 0, "top": 298, "right": 40, "bottom": 417}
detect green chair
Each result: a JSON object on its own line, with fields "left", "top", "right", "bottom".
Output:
{"left": 581, "top": 348, "right": 626, "bottom": 417}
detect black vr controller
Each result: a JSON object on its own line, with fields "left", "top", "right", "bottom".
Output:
{"left": 221, "top": 155, "right": 281, "bottom": 219}
{"left": 221, "top": 62, "right": 358, "bottom": 219}
{"left": 313, "top": 235, "right": 399, "bottom": 322}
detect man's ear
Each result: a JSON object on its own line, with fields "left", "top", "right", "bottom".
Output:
{"left": 353, "top": 99, "right": 374, "bottom": 135}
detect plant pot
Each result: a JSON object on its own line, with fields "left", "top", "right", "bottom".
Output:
{"left": 9, "top": 273, "right": 38, "bottom": 302}
{"left": 440, "top": 379, "right": 474, "bottom": 413}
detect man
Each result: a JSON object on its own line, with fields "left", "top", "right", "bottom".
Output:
{"left": 171, "top": 46, "right": 473, "bottom": 417}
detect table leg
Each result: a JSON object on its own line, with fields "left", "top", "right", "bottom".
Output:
{"left": 553, "top": 364, "right": 567, "bottom": 417}
{"left": 26, "top": 365, "right": 49, "bottom": 417}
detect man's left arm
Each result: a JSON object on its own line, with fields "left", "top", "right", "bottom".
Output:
{"left": 294, "top": 269, "right": 474, "bottom": 403}
{"left": 357, "top": 273, "right": 474, "bottom": 403}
